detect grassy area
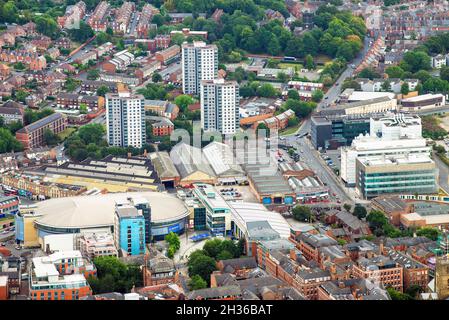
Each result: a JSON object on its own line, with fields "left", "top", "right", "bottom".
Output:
{"left": 278, "top": 62, "right": 304, "bottom": 69}
{"left": 280, "top": 124, "right": 300, "bottom": 136}
{"left": 57, "top": 127, "right": 77, "bottom": 141}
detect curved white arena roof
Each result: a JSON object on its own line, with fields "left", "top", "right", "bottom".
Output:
{"left": 34, "top": 192, "right": 189, "bottom": 229}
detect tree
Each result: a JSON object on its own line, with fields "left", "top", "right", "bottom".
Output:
{"left": 305, "top": 54, "right": 315, "bottom": 70}
{"left": 174, "top": 95, "right": 195, "bottom": 112}
{"left": 405, "top": 285, "right": 423, "bottom": 299}
{"left": 68, "top": 21, "right": 94, "bottom": 42}
{"left": 387, "top": 287, "right": 414, "bottom": 300}
{"left": 43, "top": 128, "right": 59, "bottom": 146}
{"left": 343, "top": 203, "right": 352, "bottom": 212}
{"left": 277, "top": 71, "right": 289, "bottom": 83}
{"left": 152, "top": 72, "right": 162, "bottom": 83}
{"left": 165, "top": 232, "right": 180, "bottom": 250}
{"left": 358, "top": 67, "right": 381, "bottom": 80}
{"left": 401, "top": 82, "right": 410, "bottom": 95}
{"left": 312, "top": 90, "right": 324, "bottom": 102}
{"left": 35, "top": 15, "right": 59, "bottom": 38}
{"left": 189, "top": 274, "right": 207, "bottom": 290}
{"left": 440, "top": 66, "right": 449, "bottom": 82}
{"left": 78, "top": 123, "right": 105, "bottom": 144}
{"left": 287, "top": 89, "right": 300, "bottom": 100}
{"left": 0, "top": 128, "right": 23, "bottom": 153}
{"left": 366, "top": 210, "right": 389, "bottom": 231}
{"left": 353, "top": 205, "right": 367, "bottom": 219}
{"left": 381, "top": 80, "right": 392, "bottom": 92}
{"left": 89, "top": 256, "right": 142, "bottom": 294}
{"left": 79, "top": 103, "right": 88, "bottom": 114}
{"left": 400, "top": 50, "right": 431, "bottom": 73}
{"left": 203, "top": 239, "right": 224, "bottom": 260}
{"left": 15, "top": 90, "right": 28, "bottom": 103}
{"left": 187, "top": 250, "right": 218, "bottom": 285}
{"left": 416, "top": 227, "right": 440, "bottom": 241}
{"left": 385, "top": 66, "right": 405, "bottom": 79}
{"left": 292, "top": 205, "right": 312, "bottom": 222}
{"left": 96, "top": 85, "right": 110, "bottom": 97}
{"left": 256, "top": 83, "right": 278, "bottom": 98}
{"left": 87, "top": 69, "right": 100, "bottom": 80}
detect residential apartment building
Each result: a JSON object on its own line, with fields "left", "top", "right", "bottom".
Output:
{"left": 114, "top": 200, "right": 146, "bottom": 256}
{"left": 29, "top": 250, "right": 95, "bottom": 300}
{"left": 352, "top": 255, "right": 403, "bottom": 292}
{"left": 182, "top": 41, "right": 218, "bottom": 95}
{"left": 106, "top": 92, "right": 145, "bottom": 148}
{"left": 200, "top": 79, "right": 239, "bottom": 135}
{"left": 78, "top": 232, "right": 118, "bottom": 259}
{"left": 16, "top": 113, "right": 67, "bottom": 149}
{"left": 384, "top": 249, "right": 429, "bottom": 291}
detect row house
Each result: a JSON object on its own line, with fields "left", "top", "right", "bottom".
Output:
{"left": 170, "top": 28, "right": 208, "bottom": 40}
{"left": 6, "top": 25, "right": 26, "bottom": 38}
{"left": 81, "top": 80, "right": 118, "bottom": 94}
{"left": 25, "top": 94, "right": 45, "bottom": 108}
{"left": 31, "top": 36, "right": 52, "bottom": 51}
{"left": 27, "top": 71, "right": 66, "bottom": 84}
{"left": 155, "top": 45, "right": 181, "bottom": 65}
{"left": 135, "top": 35, "right": 171, "bottom": 52}
{"left": 0, "top": 50, "right": 47, "bottom": 71}
{"left": 111, "top": 1, "right": 135, "bottom": 34}
{"left": 38, "top": 82, "right": 63, "bottom": 97}
{"left": 57, "top": 1, "right": 86, "bottom": 29}
{"left": 56, "top": 93, "right": 104, "bottom": 111}
{"left": 54, "top": 37, "right": 72, "bottom": 50}
{"left": 255, "top": 109, "right": 295, "bottom": 130}
{"left": 135, "top": 60, "right": 161, "bottom": 81}
{"left": 22, "top": 22, "right": 37, "bottom": 36}
{"left": 87, "top": 1, "right": 110, "bottom": 32}
{"left": 0, "top": 174, "right": 86, "bottom": 199}
{"left": 1, "top": 33, "right": 15, "bottom": 47}
{"left": 7, "top": 75, "right": 26, "bottom": 89}
{"left": 0, "top": 83, "right": 13, "bottom": 98}
{"left": 137, "top": 4, "right": 159, "bottom": 38}
{"left": 0, "top": 64, "right": 10, "bottom": 80}
{"left": 74, "top": 51, "right": 97, "bottom": 65}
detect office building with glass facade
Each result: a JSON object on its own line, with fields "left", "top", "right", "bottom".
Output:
{"left": 356, "top": 154, "right": 438, "bottom": 199}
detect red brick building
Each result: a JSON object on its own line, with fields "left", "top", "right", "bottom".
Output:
{"left": 16, "top": 113, "right": 67, "bottom": 149}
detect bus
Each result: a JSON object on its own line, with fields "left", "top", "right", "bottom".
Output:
{"left": 283, "top": 56, "right": 297, "bottom": 62}
{"left": 3, "top": 187, "right": 18, "bottom": 196}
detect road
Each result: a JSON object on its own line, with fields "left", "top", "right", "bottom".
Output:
{"left": 433, "top": 152, "right": 449, "bottom": 194}
{"left": 279, "top": 36, "right": 373, "bottom": 205}
{"left": 285, "top": 135, "right": 353, "bottom": 204}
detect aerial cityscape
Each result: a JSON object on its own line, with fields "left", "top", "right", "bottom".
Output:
{"left": 2, "top": 0, "right": 449, "bottom": 304}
